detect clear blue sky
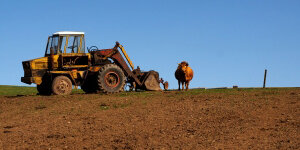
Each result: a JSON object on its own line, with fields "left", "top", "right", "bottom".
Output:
{"left": 0, "top": 0, "right": 299, "bottom": 88}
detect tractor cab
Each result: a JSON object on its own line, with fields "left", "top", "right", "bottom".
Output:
{"left": 46, "top": 31, "right": 90, "bottom": 69}
{"left": 45, "top": 31, "right": 85, "bottom": 55}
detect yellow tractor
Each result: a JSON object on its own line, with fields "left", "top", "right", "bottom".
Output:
{"left": 21, "top": 31, "right": 167, "bottom": 95}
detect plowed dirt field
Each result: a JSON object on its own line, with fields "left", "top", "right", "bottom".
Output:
{"left": 0, "top": 88, "right": 299, "bottom": 149}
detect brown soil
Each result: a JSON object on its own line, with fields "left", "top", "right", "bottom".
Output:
{"left": 0, "top": 88, "right": 299, "bottom": 149}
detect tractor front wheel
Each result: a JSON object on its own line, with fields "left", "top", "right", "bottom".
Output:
{"left": 52, "top": 76, "right": 72, "bottom": 95}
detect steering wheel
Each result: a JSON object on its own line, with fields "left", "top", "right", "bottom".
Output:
{"left": 87, "top": 46, "right": 99, "bottom": 52}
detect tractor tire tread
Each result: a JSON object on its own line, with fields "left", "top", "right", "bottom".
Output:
{"left": 97, "top": 64, "right": 125, "bottom": 93}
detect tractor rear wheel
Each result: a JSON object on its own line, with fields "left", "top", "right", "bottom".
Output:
{"left": 52, "top": 76, "right": 72, "bottom": 95}
{"left": 97, "top": 64, "right": 125, "bottom": 93}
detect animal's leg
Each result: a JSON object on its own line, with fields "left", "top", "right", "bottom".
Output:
{"left": 178, "top": 80, "right": 181, "bottom": 91}
{"left": 186, "top": 81, "right": 189, "bottom": 91}
{"left": 182, "top": 82, "right": 185, "bottom": 91}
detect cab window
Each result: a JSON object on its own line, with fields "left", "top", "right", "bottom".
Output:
{"left": 46, "top": 35, "right": 85, "bottom": 55}
{"left": 66, "top": 36, "right": 82, "bottom": 53}
{"left": 46, "top": 36, "right": 59, "bottom": 55}
{"left": 58, "top": 36, "right": 67, "bottom": 53}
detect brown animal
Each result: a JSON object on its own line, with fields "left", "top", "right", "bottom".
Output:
{"left": 175, "top": 61, "right": 194, "bottom": 91}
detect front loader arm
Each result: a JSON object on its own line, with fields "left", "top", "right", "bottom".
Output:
{"left": 117, "top": 43, "right": 134, "bottom": 70}
{"left": 93, "top": 42, "right": 142, "bottom": 86}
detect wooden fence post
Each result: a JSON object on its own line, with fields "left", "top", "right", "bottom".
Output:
{"left": 263, "top": 69, "right": 267, "bottom": 88}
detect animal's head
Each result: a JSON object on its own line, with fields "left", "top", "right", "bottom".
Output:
{"left": 177, "top": 61, "right": 189, "bottom": 71}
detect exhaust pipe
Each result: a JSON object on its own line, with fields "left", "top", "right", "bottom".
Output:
{"left": 49, "top": 47, "right": 54, "bottom": 70}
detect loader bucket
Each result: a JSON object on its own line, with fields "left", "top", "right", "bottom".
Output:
{"left": 143, "top": 71, "right": 162, "bottom": 91}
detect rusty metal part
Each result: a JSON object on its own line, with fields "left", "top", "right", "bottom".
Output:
{"left": 144, "top": 73, "right": 162, "bottom": 91}
{"left": 92, "top": 43, "right": 142, "bottom": 86}
{"left": 89, "top": 66, "right": 101, "bottom": 72}
{"left": 104, "top": 71, "right": 120, "bottom": 88}
{"left": 163, "top": 82, "right": 169, "bottom": 90}
{"left": 127, "top": 69, "right": 163, "bottom": 91}
{"left": 132, "top": 66, "right": 144, "bottom": 77}
{"left": 159, "top": 78, "right": 169, "bottom": 90}
{"left": 135, "top": 71, "right": 161, "bottom": 91}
